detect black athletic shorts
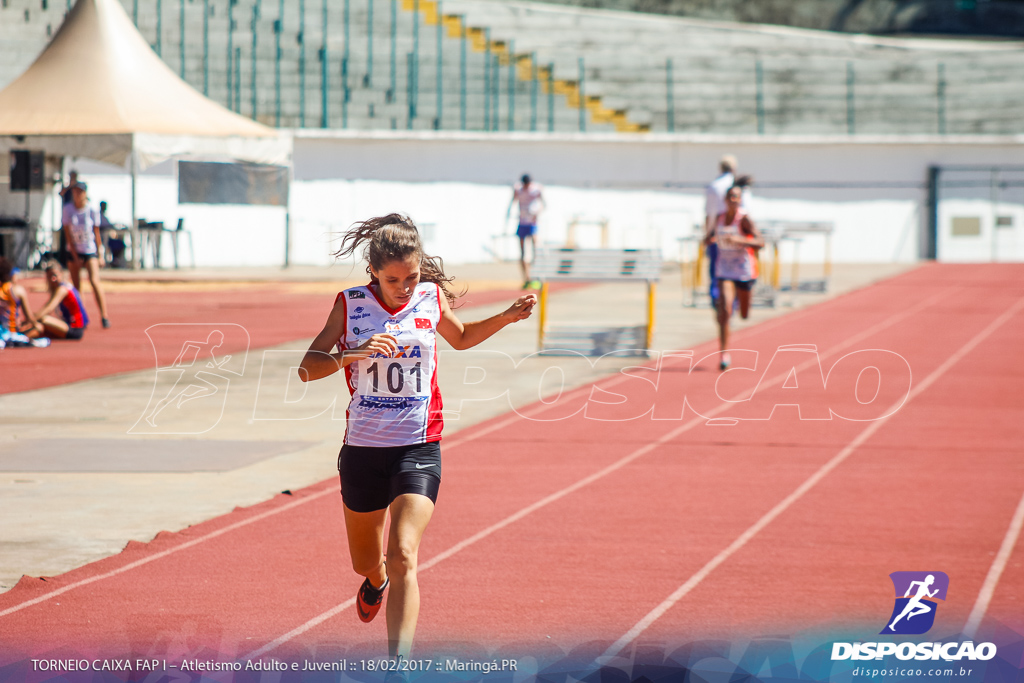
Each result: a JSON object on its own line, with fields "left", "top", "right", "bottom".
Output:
{"left": 338, "top": 441, "right": 442, "bottom": 513}
{"left": 722, "top": 278, "right": 756, "bottom": 292}
{"left": 65, "top": 327, "right": 85, "bottom": 340}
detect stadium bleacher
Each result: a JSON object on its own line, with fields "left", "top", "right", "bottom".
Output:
{"left": 1, "top": 0, "right": 1022, "bottom": 135}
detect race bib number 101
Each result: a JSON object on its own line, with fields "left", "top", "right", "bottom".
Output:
{"left": 360, "top": 358, "right": 427, "bottom": 398}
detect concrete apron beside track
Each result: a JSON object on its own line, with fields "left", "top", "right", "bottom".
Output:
{"left": 0, "top": 262, "right": 914, "bottom": 592}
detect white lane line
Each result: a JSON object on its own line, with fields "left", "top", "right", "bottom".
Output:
{"left": 0, "top": 487, "right": 336, "bottom": 619}
{"left": 600, "top": 295, "right": 1024, "bottom": 661}
{"left": 241, "top": 287, "right": 954, "bottom": 660}
{"left": 964, "top": 488, "right": 1024, "bottom": 638}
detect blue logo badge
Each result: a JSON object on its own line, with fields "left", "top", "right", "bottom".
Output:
{"left": 881, "top": 572, "right": 949, "bottom": 635}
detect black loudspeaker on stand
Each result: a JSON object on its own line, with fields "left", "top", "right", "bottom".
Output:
{"left": 10, "top": 150, "right": 45, "bottom": 191}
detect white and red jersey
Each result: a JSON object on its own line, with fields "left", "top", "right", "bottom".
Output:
{"left": 336, "top": 282, "right": 443, "bottom": 447}
{"left": 714, "top": 208, "right": 758, "bottom": 282}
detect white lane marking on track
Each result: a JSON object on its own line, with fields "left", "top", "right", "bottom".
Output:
{"left": 600, "top": 294, "right": 1024, "bottom": 662}
{"left": 0, "top": 279, "right": 937, "bottom": 625}
{"left": 964, "top": 488, "right": 1024, "bottom": 638}
{"left": 240, "top": 287, "right": 954, "bottom": 660}
{"left": 0, "top": 488, "right": 337, "bottom": 619}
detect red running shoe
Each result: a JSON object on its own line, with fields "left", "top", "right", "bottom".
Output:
{"left": 356, "top": 573, "right": 389, "bottom": 623}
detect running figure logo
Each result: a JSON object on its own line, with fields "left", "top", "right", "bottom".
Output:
{"left": 131, "top": 324, "right": 249, "bottom": 435}
{"left": 881, "top": 571, "right": 949, "bottom": 635}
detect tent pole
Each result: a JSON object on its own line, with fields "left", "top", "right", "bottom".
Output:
{"left": 130, "top": 149, "right": 140, "bottom": 270}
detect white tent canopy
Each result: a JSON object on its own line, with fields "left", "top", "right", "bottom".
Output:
{"left": 0, "top": 0, "right": 291, "bottom": 266}
{"left": 0, "top": 0, "right": 290, "bottom": 170}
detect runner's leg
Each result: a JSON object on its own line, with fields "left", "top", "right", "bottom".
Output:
{"left": 344, "top": 505, "right": 389, "bottom": 590}
{"left": 385, "top": 493, "right": 435, "bottom": 659}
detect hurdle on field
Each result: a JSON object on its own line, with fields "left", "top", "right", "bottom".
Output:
{"left": 532, "top": 247, "right": 662, "bottom": 356}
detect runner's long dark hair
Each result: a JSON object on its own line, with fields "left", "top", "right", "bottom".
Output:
{"left": 334, "top": 214, "right": 458, "bottom": 306}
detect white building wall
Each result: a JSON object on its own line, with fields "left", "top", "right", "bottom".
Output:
{"left": 12, "top": 131, "right": 1021, "bottom": 267}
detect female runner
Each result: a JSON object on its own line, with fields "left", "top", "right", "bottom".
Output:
{"left": 707, "top": 184, "right": 764, "bottom": 370}
{"left": 299, "top": 214, "right": 536, "bottom": 666}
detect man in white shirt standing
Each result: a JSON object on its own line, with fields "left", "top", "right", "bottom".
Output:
{"left": 507, "top": 174, "right": 545, "bottom": 288}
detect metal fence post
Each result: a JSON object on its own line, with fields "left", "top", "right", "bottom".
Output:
{"left": 228, "top": 0, "right": 235, "bottom": 110}
{"left": 297, "top": 0, "right": 305, "bottom": 126}
{"left": 492, "top": 52, "right": 499, "bottom": 132}
{"left": 436, "top": 1, "right": 443, "bottom": 129}
{"left": 507, "top": 40, "right": 515, "bottom": 131}
{"left": 252, "top": 2, "right": 261, "bottom": 121}
{"left": 937, "top": 62, "right": 947, "bottom": 135}
{"left": 846, "top": 61, "right": 855, "bottom": 135}
{"left": 320, "top": 0, "right": 328, "bottom": 127}
{"left": 755, "top": 58, "right": 765, "bottom": 135}
{"left": 666, "top": 57, "right": 674, "bottom": 132}
{"left": 156, "top": 0, "right": 162, "bottom": 56}
{"left": 578, "top": 56, "right": 585, "bottom": 133}
{"left": 460, "top": 21, "right": 467, "bottom": 130}
{"left": 548, "top": 62, "right": 554, "bottom": 132}
{"left": 343, "top": 0, "right": 351, "bottom": 124}
{"left": 530, "top": 52, "right": 537, "bottom": 132}
{"left": 203, "top": 0, "right": 210, "bottom": 95}
{"left": 179, "top": 0, "right": 186, "bottom": 78}
{"left": 235, "top": 46, "right": 242, "bottom": 112}
{"left": 133, "top": 0, "right": 138, "bottom": 25}
{"left": 275, "top": 0, "right": 283, "bottom": 125}
{"left": 365, "top": 0, "right": 373, "bottom": 87}
{"left": 484, "top": 30, "right": 491, "bottom": 131}
{"left": 389, "top": 0, "right": 397, "bottom": 102}
{"left": 342, "top": 55, "right": 349, "bottom": 128}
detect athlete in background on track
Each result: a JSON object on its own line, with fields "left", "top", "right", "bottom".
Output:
{"left": 299, "top": 214, "right": 536, "bottom": 672}
{"left": 707, "top": 185, "right": 764, "bottom": 370}
{"left": 507, "top": 174, "right": 545, "bottom": 288}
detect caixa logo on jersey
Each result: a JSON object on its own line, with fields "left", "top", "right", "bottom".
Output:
{"left": 882, "top": 571, "right": 948, "bottom": 635}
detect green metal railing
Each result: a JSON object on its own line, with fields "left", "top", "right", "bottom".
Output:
{"left": 179, "top": 0, "right": 185, "bottom": 77}
{"left": 530, "top": 53, "right": 538, "bottom": 132}
{"left": 119, "top": 0, "right": 1024, "bottom": 135}
{"left": 320, "top": 0, "right": 328, "bottom": 127}
{"left": 298, "top": 0, "right": 306, "bottom": 125}
{"left": 203, "top": 0, "right": 210, "bottom": 94}
{"left": 507, "top": 40, "right": 515, "bottom": 131}
{"left": 388, "top": 0, "right": 397, "bottom": 102}
{"left": 938, "top": 62, "right": 947, "bottom": 135}
{"left": 365, "top": 0, "right": 374, "bottom": 87}
{"left": 577, "top": 56, "right": 585, "bottom": 133}
{"left": 251, "top": 1, "right": 259, "bottom": 120}
{"left": 435, "top": 1, "right": 442, "bottom": 130}
{"left": 227, "top": 0, "right": 235, "bottom": 111}
{"left": 343, "top": 0, "right": 351, "bottom": 128}
{"left": 666, "top": 57, "right": 674, "bottom": 133}
{"left": 155, "top": 0, "right": 162, "bottom": 56}
{"left": 275, "top": 0, "right": 283, "bottom": 125}
{"left": 483, "top": 29, "right": 490, "bottom": 131}
{"left": 846, "top": 61, "right": 855, "bottom": 134}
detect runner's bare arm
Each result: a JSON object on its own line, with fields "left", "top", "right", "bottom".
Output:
{"left": 436, "top": 292, "right": 537, "bottom": 351}
{"left": 34, "top": 284, "right": 68, "bottom": 319}
{"left": 299, "top": 298, "right": 397, "bottom": 381}
{"left": 740, "top": 216, "right": 765, "bottom": 250}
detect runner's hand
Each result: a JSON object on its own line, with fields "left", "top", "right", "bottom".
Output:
{"left": 346, "top": 333, "right": 399, "bottom": 360}
{"left": 503, "top": 293, "right": 538, "bottom": 322}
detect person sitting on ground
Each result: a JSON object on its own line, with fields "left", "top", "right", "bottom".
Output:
{"left": 0, "top": 258, "right": 48, "bottom": 349}
{"left": 30, "top": 259, "right": 90, "bottom": 340}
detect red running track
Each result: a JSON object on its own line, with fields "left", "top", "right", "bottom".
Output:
{"left": 0, "top": 279, "right": 553, "bottom": 396}
{"left": 1, "top": 264, "right": 1023, "bottom": 673}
